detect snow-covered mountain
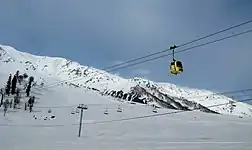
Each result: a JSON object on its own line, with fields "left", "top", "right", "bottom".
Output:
{"left": 1, "top": 77, "right": 252, "bottom": 150}
{"left": 1, "top": 44, "right": 252, "bottom": 117}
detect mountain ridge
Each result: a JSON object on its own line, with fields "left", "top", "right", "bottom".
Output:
{"left": 1, "top": 44, "right": 252, "bottom": 117}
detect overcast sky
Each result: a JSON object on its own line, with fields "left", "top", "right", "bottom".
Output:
{"left": 0, "top": 0, "right": 252, "bottom": 99}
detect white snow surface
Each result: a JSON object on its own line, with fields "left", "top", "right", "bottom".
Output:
{"left": 1, "top": 85, "right": 252, "bottom": 150}
{"left": 0, "top": 45, "right": 252, "bottom": 149}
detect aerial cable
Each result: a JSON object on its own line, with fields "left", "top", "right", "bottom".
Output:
{"left": 102, "top": 19, "right": 252, "bottom": 71}
{"left": 33, "top": 88, "right": 252, "bottom": 109}
{"left": 1, "top": 98, "right": 251, "bottom": 127}
{"left": 106, "top": 29, "right": 252, "bottom": 73}
{"left": 82, "top": 98, "right": 252, "bottom": 125}
{"left": 40, "top": 28, "right": 252, "bottom": 89}
{"left": 35, "top": 25, "right": 252, "bottom": 89}
{"left": 186, "top": 88, "right": 252, "bottom": 99}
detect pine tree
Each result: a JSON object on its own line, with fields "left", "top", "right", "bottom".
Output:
{"left": 15, "top": 70, "right": 21, "bottom": 84}
{"left": 16, "top": 70, "right": 19, "bottom": 77}
{"left": 5, "top": 74, "right": 11, "bottom": 96}
{"left": 29, "top": 76, "right": 34, "bottom": 82}
{"left": 26, "top": 77, "right": 33, "bottom": 97}
{"left": 16, "top": 88, "right": 20, "bottom": 96}
{"left": 23, "top": 73, "right": 28, "bottom": 79}
{"left": 26, "top": 83, "right": 31, "bottom": 97}
{"left": 0, "top": 88, "right": 4, "bottom": 107}
{"left": 11, "top": 75, "right": 17, "bottom": 95}
{"left": 18, "top": 75, "right": 23, "bottom": 84}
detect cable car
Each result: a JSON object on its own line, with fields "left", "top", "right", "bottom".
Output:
{"left": 152, "top": 107, "right": 157, "bottom": 113}
{"left": 83, "top": 105, "right": 88, "bottom": 110}
{"left": 71, "top": 110, "right": 75, "bottom": 114}
{"left": 169, "top": 45, "right": 183, "bottom": 75}
{"left": 117, "top": 107, "right": 122, "bottom": 112}
{"left": 170, "top": 59, "right": 183, "bottom": 75}
{"left": 104, "top": 108, "right": 108, "bottom": 115}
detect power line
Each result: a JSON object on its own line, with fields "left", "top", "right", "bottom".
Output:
{"left": 102, "top": 19, "right": 252, "bottom": 70}
{"left": 6, "top": 19, "right": 252, "bottom": 94}
{"left": 34, "top": 102, "right": 145, "bottom": 108}
{"left": 41, "top": 29, "right": 252, "bottom": 89}
{"left": 184, "top": 88, "right": 252, "bottom": 99}
{"left": 1, "top": 98, "right": 252, "bottom": 127}
{"left": 33, "top": 88, "right": 252, "bottom": 109}
{"left": 106, "top": 29, "right": 252, "bottom": 72}
{"left": 82, "top": 98, "right": 252, "bottom": 125}
{"left": 36, "top": 20, "right": 252, "bottom": 87}
{"left": 33, "top": 19, "right": 252, "bottom": 89}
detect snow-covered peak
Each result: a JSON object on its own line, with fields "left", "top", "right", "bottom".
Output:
{"left": 0, "top": 44, "right": 252, "bottom": 117}
{"left": 0, "top": 46, "right": 7, "bottom": 57}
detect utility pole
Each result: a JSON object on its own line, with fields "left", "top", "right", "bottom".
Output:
{"left": 77, "top": 104, "right": 88, "bottom": 137}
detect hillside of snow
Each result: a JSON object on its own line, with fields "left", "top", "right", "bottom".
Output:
{"left": 1, "top": 44, "right": 252, "bottom": 149}
{"left": 0, "top": 72, "right": 252, "bottom": 150}
{"left": 1, "top": 44, "right": 252, "bottom": 117}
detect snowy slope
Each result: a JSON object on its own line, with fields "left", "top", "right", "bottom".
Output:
{"left": 0, "top": 78, "right": 252, "bottom": 150}
{"left": 0, "top": 44, "right": 252, "bottom": 117}
{"left": 1, "top": 45, "right": 252, "bottom": 149}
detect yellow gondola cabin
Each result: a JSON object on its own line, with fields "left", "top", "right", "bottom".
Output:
{"left": 170, "top": 60, "right": 183, "bottom": 75}
{"left": 169, "top": 45, "right": 183, "bottom": 75}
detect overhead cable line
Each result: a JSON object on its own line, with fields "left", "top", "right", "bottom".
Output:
{"left": 41, "top": 29, "right": 252, "bottom": 89}
{"left": 106, "top": 29, "right": 252, "bottom": 72}
{"left": 39, "top": 20, "right": 252, "bottom": 89}
{"left": 185, "top": 88, "right": 252, "bottom": 99}
{"left": 35, "top": 19, "right": 252, "bottom": 89}
{"left": 1, "top": 98, "right": 252, "bottom": 127}
{"left": 34, "top": 102, "right": 144, "bottom": 108}
{"left": 82, "top": 98, "right": 252, "bottom": 125}
{"left": 33, "top": 88, "right": 252, "bottom": 109}
{"left": 102, "top": 19, "right": 252, "bottom": 70}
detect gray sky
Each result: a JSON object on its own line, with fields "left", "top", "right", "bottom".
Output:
{"left": 0, "top": 0, "right": 252, "bottom": 98}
